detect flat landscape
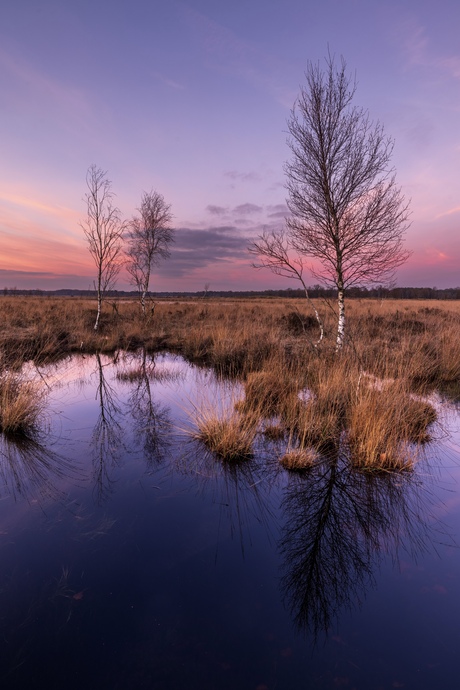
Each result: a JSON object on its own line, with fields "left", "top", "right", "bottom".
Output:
{"left": 0, "top": 296, "right": 460, "bottom": 687}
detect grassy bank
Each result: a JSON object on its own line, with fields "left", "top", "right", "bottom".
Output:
{"left": 0, "top": 295, "right": 457, "bottom": 467}
{"left": 0, "top": 295, "right": 459, "bottom": 385}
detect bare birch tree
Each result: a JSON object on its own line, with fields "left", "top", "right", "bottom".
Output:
{"left": 285, "top": 55, "right": 410, "bottom": 349}
{"left": 126, "top": 191, "right": 174, "bottom": 316}
{"left": 81, "top": 165, "right": 125, "bottom": 330}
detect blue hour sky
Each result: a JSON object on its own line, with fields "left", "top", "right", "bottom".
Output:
{"left": 0, "top": 0, "right": 459, "bottom": 290}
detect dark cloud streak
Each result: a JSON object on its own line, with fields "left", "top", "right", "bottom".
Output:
{"left": 234, "top": 203, "right": 263, "bottom": 215}
{"left": 156, "top": 226, "right": 252, "bottom": 278}
{"left": 206, "top": 204, "right": 228, "bottom": 215}
{"left": 224, "top": 170, "right": 261, "bottom": 182}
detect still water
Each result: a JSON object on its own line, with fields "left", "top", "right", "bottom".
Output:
{"left": 1, "top": 352, "right": 460, "bottom": 689}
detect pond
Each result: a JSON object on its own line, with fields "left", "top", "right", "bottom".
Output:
{"left": 1, "top": 351, "right": 460, "bottom": 689}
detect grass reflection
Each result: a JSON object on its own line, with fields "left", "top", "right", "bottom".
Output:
{"left": 0, "top": 431, "right": 79, "bottom": 504}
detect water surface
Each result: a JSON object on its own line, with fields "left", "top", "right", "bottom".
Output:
{"left": 1, "top": 352, "right": 460, "bottom": 689}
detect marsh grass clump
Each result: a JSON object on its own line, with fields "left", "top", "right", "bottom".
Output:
{"left": 347, "top": 382, "right": 437, "bottom": 472}
{"left": 281, "top": 355, "right": 358, "bottom": 451}
{"left": 188, "top": 400, "right": 258, "bottom": 462}
{"left": 280, "top": 447, "right": 317, "bottom": 472}
{"left": 403, "top": 398, "right": 438, "bottom": 443}
{"left": 242, "top": 367, "right": 299, "bottom": 418}
{"left": 279, "top": 311, "right": 319, "bottom": 336}
{"left": 263, "top": 423, "right": 285, "bottom": 441}
{"left": 285, "top": 396, "right": 343, "bottom": 452}
{"left": 274, "top": 349, "right": 438, "bottom": 473}
{"left": 0, "top": 372, "right": 46, "bottom": 435}
{"left": 116, "top": 366, "right": 183, "bottom": 384}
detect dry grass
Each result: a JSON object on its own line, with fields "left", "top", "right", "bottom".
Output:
{"left": 187, "top": 397, "right": 258, "bottom": 462}
{"left": 0, "top": 295, "right": 453, "bottom": 468}
{"left": 280, "top": 355, "right": 356, "bottom": 451}
{"left": 347, "top": 380, "right": 437, "bottom": 472}
{"left": 241, "top": 357, "right": 301, "bottom": 417}
{"left": 262, "top": 423, "right": 285, "bottom": 440}
{"left": 0, "top": 296, "right": 459, "bottom": 387}
{"left": 116, "top": 366, "right": 183, "bottom": 384}
{"left": 0, "top": 373, "right": 46, "bottom": 434}
{"left": 280, "top": 447, "right": 318, "bottom": 471}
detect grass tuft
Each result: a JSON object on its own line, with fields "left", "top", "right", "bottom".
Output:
{"left": 263, "top": 423, "right": 285, "bottom": 440}
{"left": 347, "top": 383, "right": 437, "bottom": 472}
{"left": 280, "top": 447, "right": 318, "bottom": 471}
{"left": 0, "top": 373, "right": 46, "bottom": 434}
{"left": 188, "top": 399, "right": 257, "bottom": 462}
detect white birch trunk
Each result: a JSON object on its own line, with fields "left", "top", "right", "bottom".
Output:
{"left": 336, "top": 286, "right": 345, "bottom": 350}
{"left": 94, "top": 276, "right": 102, "bottom": 331}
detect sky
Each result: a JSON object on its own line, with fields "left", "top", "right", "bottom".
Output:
{"left": 0, "top": 0, "right": 459, "bottom": 291}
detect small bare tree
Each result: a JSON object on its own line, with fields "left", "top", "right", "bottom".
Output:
{"left": 249, "top": 229, "right": 324, "bottom": 345}
{"left": 126, "top": 190, "right": 174, "bottom": 316}
{"left": 285, "top": 55, "right": 410, "bottom": 348}
{"left": 80, "top": 165, "right": 125, "bottom": 330}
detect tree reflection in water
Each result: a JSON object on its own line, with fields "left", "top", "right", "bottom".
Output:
{"left": 125, "top": 348, "right": 172, "bottom": 468}
{"left": 0, "top": 431, "right": 77, "bottom": 504}
{"left": 279, "top": 452, "right": 443, "bottom": 640}
{"left": 91, "top": 352, "right": 125, "bottom": 503}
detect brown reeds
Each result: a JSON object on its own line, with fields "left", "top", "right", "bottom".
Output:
{"left": 0, "top": 295, "right": 452, "bottom": 469}
{"left": 347, "top": 379, "right": 437, "bottom": 472}
{"left": 0, "top": 295, "right": 459, "bottom": 389}
{"left": 241, "top": 356, "right": 301, "bottom": 417}
{"left": 187, "top": 395, "right": 258, "bottom": 462}
{"left": 280, "top": 447, "right": 317, "bottom": 471}
{"left": 0, "top": 372, "right": 46, "bottom": 434}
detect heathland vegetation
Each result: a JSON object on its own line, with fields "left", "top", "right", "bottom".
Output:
{"left": 0, "top": 295, "right": 457, "bottom": 471}
{"left": 0, "top": 57, "right": 455, "bottom": 472}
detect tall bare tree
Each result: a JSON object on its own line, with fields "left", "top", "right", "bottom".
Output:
{"left": 126, "top": 191, "right": 174, "bottom": 315}
{"left": 251, "top": 56, "right": 410, "bottom": 349}
{"left": 80, "top": 165, "right": 125, "bottom": 330}
{"left": 285, "top": 55, "right": 411, "bottom": 348}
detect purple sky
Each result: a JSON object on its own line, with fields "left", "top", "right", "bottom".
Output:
{"left": 1, "top": 0, "right": 459, "bottom": 291}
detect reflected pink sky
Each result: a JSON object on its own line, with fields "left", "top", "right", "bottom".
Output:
{"left": 0, "top": 0, "right": 459, "bottom": 291}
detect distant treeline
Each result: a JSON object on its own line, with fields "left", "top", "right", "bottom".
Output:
{"left": 3, "top": 286, "right": 460, "bottom": 299}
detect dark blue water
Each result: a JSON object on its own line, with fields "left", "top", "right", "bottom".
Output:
{"left": 1, "top": 352, "right": 459, "bottom": 689}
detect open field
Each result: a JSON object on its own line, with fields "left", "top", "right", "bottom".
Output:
{"left": 0, "top": 295, "right": 458, "bottom": 469}
{"left": 0, "top": 295, "right": 459, "bottom": 383}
